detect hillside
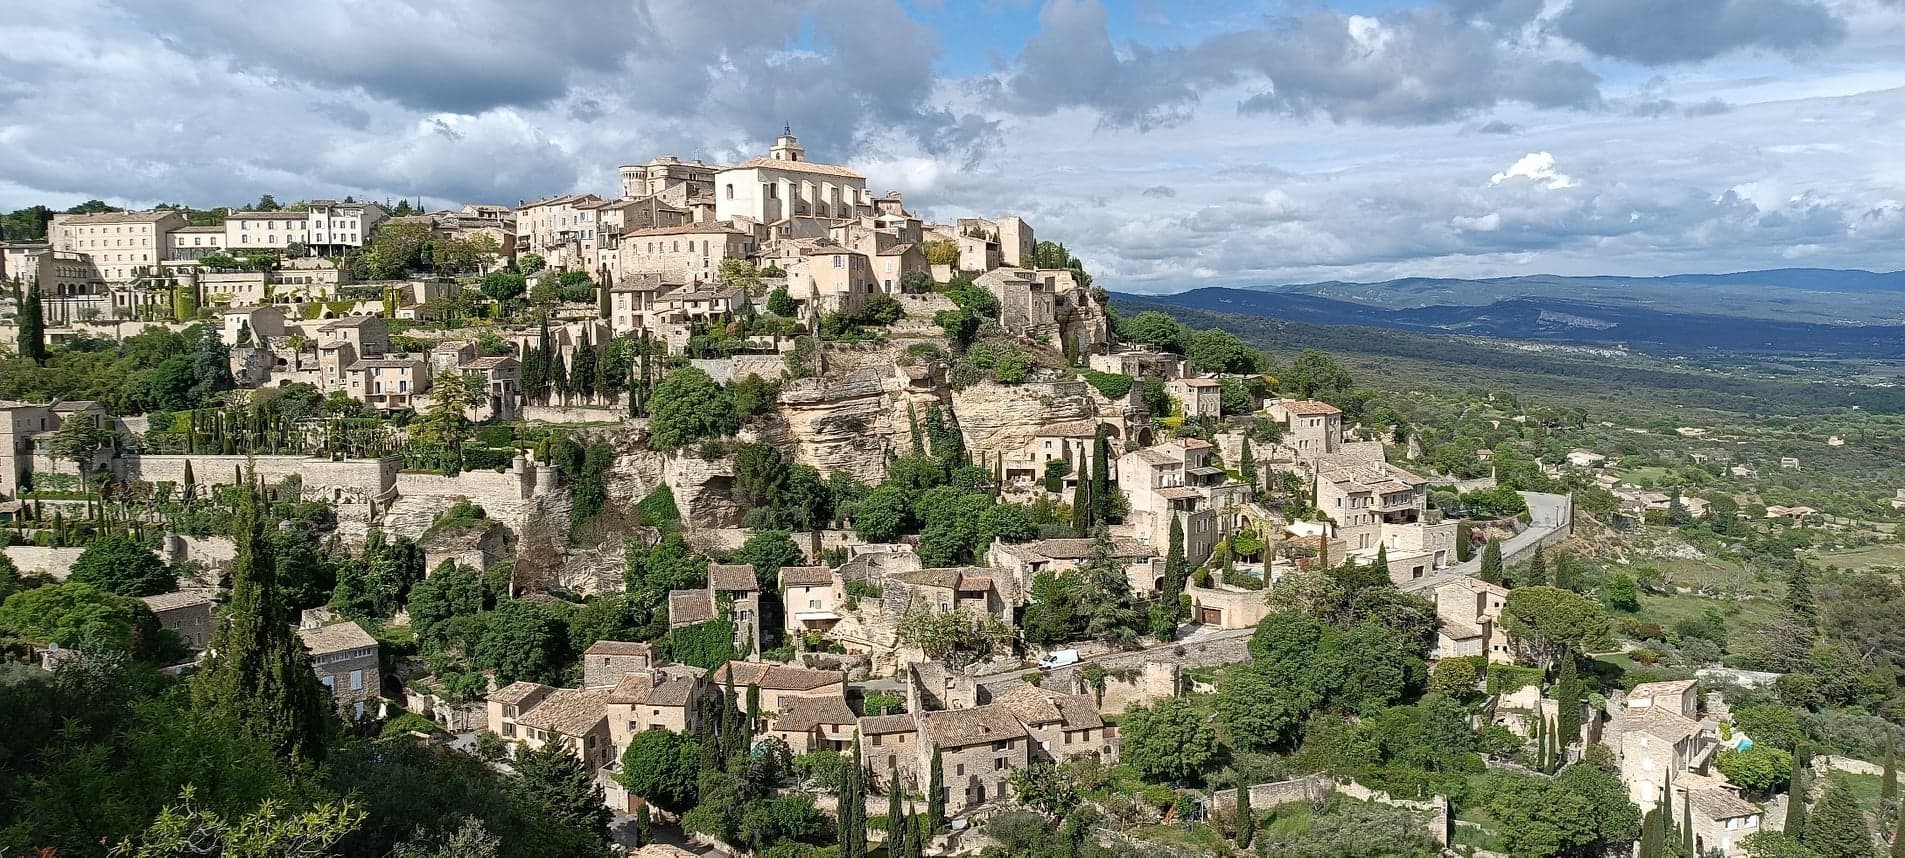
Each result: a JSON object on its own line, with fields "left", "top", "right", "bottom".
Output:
{"left": 1119, "top": 268, "right": 1905, "bottom": 358}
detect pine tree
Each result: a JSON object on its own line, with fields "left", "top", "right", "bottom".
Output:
{"left": 1235, "top": 779, "right": 1255, "bottom": 849}
{"left": 1803, "top": 779, "right": 1872, "bottom": 858}
{"left": 1787, "top": 741, "right": 1812, "bottom": 838}
{"left": 1786, "top": 563, "right": 1818, "bottom": 622}
{"left": 514, "top": 740, "right": 611, "bottom": 840}
{"left": 19, "top": 285, "right": 46, "bottom": 365}
{"left": 926, "top": 747, "right": 945, "bottom": 835}
{"left": 1480, "top": 538, "right": 1504, "bottom": 585}
{"left": 191, "top": 478, "right": 329, "bottom": 765}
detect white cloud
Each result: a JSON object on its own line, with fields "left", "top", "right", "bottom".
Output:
{"left": 1453, "top": 212, "right": 1505, "bottom": 231}
{"left": 1490, "top": 152, "right": 1579, "bottom": 190}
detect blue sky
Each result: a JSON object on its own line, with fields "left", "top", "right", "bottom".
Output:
{"left": 4, "top": 0, "right": 1905, "bottom": 291}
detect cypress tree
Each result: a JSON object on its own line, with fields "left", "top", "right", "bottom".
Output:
{"left": 1555, "top": 656, "right": 1584, "bottom": 756}
{"left": 1071, "top": 456, "right": 1092, "bottom": 536}
{"left": 1235, "top": 780, "right": 1255, "bottom": 849}
{"left": 1890, "top": 793, "right": 1904, "bottom": 858}
{"left": 839, "top": 734, "right": 866, "bottom": 858}
{"left": 19, "top": 285, "right": 46, "bottom": 365}
{"left": 887, "top": 757, "right": 903, "bottom": 848}
{"left": 1525, "top": 544, "right": 1549, "bottom": 587}
{"left": 1480, "top": 538, "right": 1504, "bottom": 584}
{"left": 1662, "top": 768, "right": 1675, "bottom": 840}
{"left": 633, "top": 803, "right": 651, "bottom": 847}
{"left": 1786, "top": 563, "right": 1818, "bottom": 622}
{"left": 1240, "top": 436, "right": 1257, "bottom": 490}
{"left": 1882, "top": 730, "right": 1897, "bottom": 801}
{"left": 746, "top": 683, "right": 760, "bottom": 734}
{"left": 926, "top": 747, "right": 945, "bottom": 835}
{"left": 191, "top": 477, "right": 329, "bottom": 765}
{"left": 1788, "top": 741, "right": 1812, "bottom": 838}
{"left": 1680, "top": 791, "right": 1694, "bottom": 858}
{"left": 1090, "top": 426, "right": 1111, "bottom": 524}
{"left": 1639, "top": 807, "right": 1663, "bottom": 858}
{"left": 1803, "top": 779, "right": 1871, "bottom": 858}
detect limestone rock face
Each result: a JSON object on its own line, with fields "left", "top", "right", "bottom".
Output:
{"left": 665, "top": 452, "right": 740, "bottom": 528}
{"left": 768, "top": 367, "right": 907, "bottom": 483}
{"left": 951, "top": 380, "right": 1100, "bottom": 464}
{"left": 381, "top": 494, "right": 463, "bottom": 542}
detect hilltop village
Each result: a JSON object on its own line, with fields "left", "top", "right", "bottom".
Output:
{"left": 0, "top": 132, "right": 1893, "bottom": 858}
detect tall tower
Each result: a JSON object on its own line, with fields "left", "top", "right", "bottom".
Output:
{"left": 769, "top": 124, "right": 804, "bottom": 162}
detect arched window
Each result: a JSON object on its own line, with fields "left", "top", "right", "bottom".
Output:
{"left": 725, "top": 184, "right": 734, "bottom": 199}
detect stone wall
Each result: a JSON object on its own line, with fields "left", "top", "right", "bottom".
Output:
{"left": 163, "top": 534, "right": 236, "bottom": 570}
{"left": 4, "top": 546, "right": 85, "bottom": 581}
{"left": 1024, "top": 629, "right": 1253, "bottom": 714}
{"left": 690, "top": 356, "right": 788, "bottom": 384}
{"left": 520, "top": 405, "right": 626, "bottom": 424}
{"left": 118, "top": 453, "right": 308, "bottom": 488}
{"left": 1211, "top": 775, "right": 1451, "bottom": 846}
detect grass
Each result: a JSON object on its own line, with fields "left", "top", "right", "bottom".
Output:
{"left": 1628, "top": 590, "right": 1780, "bottom": 652}
{"left": 1804, "top": 542, "right": 1905, "bottom": 572}
{"left": 1654, "top": 555, "right": 1781, "bottom": 599}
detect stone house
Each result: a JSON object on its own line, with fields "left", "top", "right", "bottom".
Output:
{"left": 714, "top": 130, "right": 870, "bottom": 225}
{"left": 608, "top": 273, "right": 682, "bottom": 335}
{"left": 710, "top": 661, "right": 846, "bottom": 718}
{"left": 987, "top": 536, "right": 1161, "bottom": 599}
{"left": 606, "top": 665, "right": 709, "bottom": 748}
{"left": 1267, "top": 399, "right": 1343, "bottom": 460}
{"left": 1315, "top": 454, "right": 1429, "bottom": 556}
{"left": 402, "top": 674, "right": 487, "bottom": 732}
{"left": 489, "top": 682, "right": 613, "bottom": 771}
{"left": 1612, "top": 680, "right": 1709, "bottom": 811}
{"left": 140, "top": 589, "right": 215, "bottom": 651}
{"left": 780, "top": 565, "right": 842, "bottom": 639}
{"left": 1165, "top": 377, "right": 1223, "bottom": 418}
{"left": 297, "top": 616, "right": 380, "bottom": 718}
{"left": 859, "top": 713, "right": 921, "bottom": 790}
{"left": 1000, "top": 419, "right": 1105, "bottom": 490}
{"left": 919, "top": 704, "right": 1031, "bottom": 812}
{"left": 987, "top": 682, "right": 1114, "bottom": 765}
{"left": 1680, "top": 773, "right": 1766, "bottom": 857}
{"left": 348, "top": 357, "right": 430, "bottom": 413}
{"left": 1425, "top": 575, "right": 1511, "bottom": 662}
{"left": 514, "top": 192, "right": 605, "bottom": 271}
{"left": 883, "top": 567, "right": 1012, "bottom": 625}
{"left": 785, "top": 246, "right": 880, "bottom": 316}
{"left": 615, "top": 222, "right": 757, "bottom": 285}
{"left": 767, "top": 693, "right": 859, "bottom": 754}
{"left": 974, "top": 268, "right": 1055, "bottom": 334}
{"left": 581, "top": 640, "right": 655, "bottom": 690}
{"left": 1087, "top": 347, "right": 1183, "bottom": 380}
{"left": 1116, "top": 439, "right": 1248, "bottom": 565}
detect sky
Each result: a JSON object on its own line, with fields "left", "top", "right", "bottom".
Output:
{"left": 3, "top": 0, "right": 1905, "bottom": 292}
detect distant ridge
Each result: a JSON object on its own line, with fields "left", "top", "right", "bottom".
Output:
{"left": 1116, "top": 268, "right": 1905, "bottom": 358}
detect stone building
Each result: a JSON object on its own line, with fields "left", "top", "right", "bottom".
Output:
{"left": 514, "top": 193, "right": 605, "bottom": 271}
{"left": 49, "top": 209, "right": 187, "bottom": 283}
{"left": 488, "top": 682, "right": 613, "bottom": 771}
{"left": 1165, "top": 377, "right": 1223, "bottom": 418}
{"left": 297, "top": 614, "right": 380, "bottom": 719}
{"left": 581, "top": 640, "right": 655, "bottom": 690}
{"left": 606, "top": 665, "right": 709, "bottom": 747}
{"left": 140, "top": 590, "right": 215, "bottom": 651}
{"left": 714, "top": 129, "right": 870, "bottom": 225}
{"left": 1267, "top": 399, "right": 1343, "bottom": 460}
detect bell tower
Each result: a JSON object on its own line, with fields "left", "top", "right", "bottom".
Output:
{"left": 769, "top": 124, "right": 804, "bottom": 162}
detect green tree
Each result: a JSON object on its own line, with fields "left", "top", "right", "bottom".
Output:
{"left": 766, "top": 287, "right": 798, "bottom": 317}
{"left": 407, "top": 561, "right": 484, "bottom": 646}
{"left": 615, "top": 730, "right": 702, "bottom": 813}
{"left": 898, "top": 606, "right": 1012, "bottom": 669}
{"left": 18, "top": 285, "right": 46, "bottom": 364}
{"left": 839, "top": 734, "right": 866, "bottom": 858}
{"left": 926, "top": 748, "right": 945, "bottom": 834}
{"left": 1555, "top": 655, "right": 1585, "bottom": 749}
{"left": 1120, "top": 311, "right": 1189, "bottom": 353}
{"left": 1716, "top": 744, "right": 1795, "bottom": 795}
{"left": 1120, "top": 696, "right": 1222, "bottom": 784}
{"left": 69, "top": 535, "right": 174, "bottom": 597}
{"left": 1234, "top": 776, "right": 1255, "bottom": 849}
{"left": 1151, "top": 515, "right": 1188, "bottom": 639}
{"left": 512, "top": 741, "right": 610, "bottom": 842}
{"left": 1500, "top": 586, "right": 1612, "bottom": 670}
{"left": 1605, "top": 572, "right": 1641, "bottom": 612}
{"left": 474, "top": 599, "right": 568, "bottom": 685}
{"left": 0, "top": 580, "right": 156, "bottom": 652}
{"left": 1740, "top": 831, "right": 1823, "bottom": 858}
{"left": 515, "top": 253, "right": 545, "bottom": 275}
{"left": 1789, "top": 741, "right": 1813, "bottom": 838}
{"left": 112, "top": 788, "right": 363, "bottom": 858}
{"left": 478, "top": 271, "right": 527, "bottom": 302}
{"left": 192, "top": 481, "right": 331, "bottom": 765}
{"left": 1283, "top": 349, "right": 1354, "bottom": 400}
{"left": 1803, "top": 779, "right": 1873, "bottom": 858}
{"left": 1479, "top": 538, "right": 1504, "bottom": 584}
{"left": 648, "top": 367, "right": 738, "bottom": 449}
{"left": 1188, "top": 328, "right": 1263, "bottom": 374}
{"left": 1486, "top": 763, "right": 1642, "bottom": 858}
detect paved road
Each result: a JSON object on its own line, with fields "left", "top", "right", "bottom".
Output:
{"left": 1404, "top": 491, "right": 1573, "bottom": 592}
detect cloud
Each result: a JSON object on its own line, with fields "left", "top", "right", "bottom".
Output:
{"left": 1474, "top": 120, "right": 1521, "bottom": 135}
{"left": 1554, "top": 0, "right": 1847, "bottom": 65}
{"left": 981, "top": 1, "right": 1601, "bottom": 128}
{"left": 1141, "top": 185, "right": 1177, "bottom": 198}
{"left": 1490, "top": 152, "right": 1578, "bottom": 190}
{"left": 1683, "top": 98, "right": 1734, "bottom": 116}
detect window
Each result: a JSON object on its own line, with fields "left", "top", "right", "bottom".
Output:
{"left": 726, "top": 184, "right": 734, "bottom": 199}
{"left": 995, "top": 758, "right": 1006, "bottom": 771}
{"left": 956, "top": 764, "right": 965, "bottom": 777}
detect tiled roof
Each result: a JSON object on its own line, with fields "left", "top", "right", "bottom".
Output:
{"left": 716, "top": 661, "right": 844, "bottom": 692}
{"left": 56, "top": 210, "right": 177, "bottom": 224}
{"left": 990, "top": 682, "right": 1104, "bottom": 731}
{"left": 607, "top": 667, "right": 704, "bottom": 707}
{"left": 462, "top": 356, "right": 517, "bottom": 370}
{"left": 295, "top": 620, "right": 377, "bottom": 655}
{"left": 667, "top": 589, "right": 715, "bottom": 625}
{"left": 708, "top": 563, "right": 760, "bottom": 592}
{"left": 771, "top": 694, "right": 858, "bottom": 732}
{"left": 1688, "top": 786, "right": 1759, "bottom": 821}
{"left": 1175, "top": 377, "right": 1222, "bottom": 388}
{"left": 347, "top": 358, "right": 424, "bottom": 371}
{"left": 894, "top": 567, "right": 992, "bottom": 590}
{"left": 1623, "top": 704, "right": 1702, "bottom": 743}
{"left": 1279, "top": 400, "right": 1342, "bottom": 416}
{"left": 919, "top": 704, "right": 1029, "bottom": 749}
{"left": 139, "top": 590, "right": 214, "bottom": 612}
{"left": 319, "top": 316, "right": 381, "bottom": 330}
{"left": 858, "top": 714, "right": 917, "bottom": 735}
{"left": 583, "top": 640, "right": 653, "bottom": 658}
{"left": 489, "top": 680, "right": 548, "bottom": 706}
{"left": 621, "top": 222, "right": 750, "bottom": 237}
{"left": 779, "top": 566, "right": 835, "bottom": 587}
{"left": 726, "top": 157, "right": 865, "bottom": 179}
{"left": 516, "top": 688, "right": 609, "bottom": 736}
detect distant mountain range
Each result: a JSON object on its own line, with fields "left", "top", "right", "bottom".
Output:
{"left": 1117, "top": 269, "right": 1905, "bottom": 358}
